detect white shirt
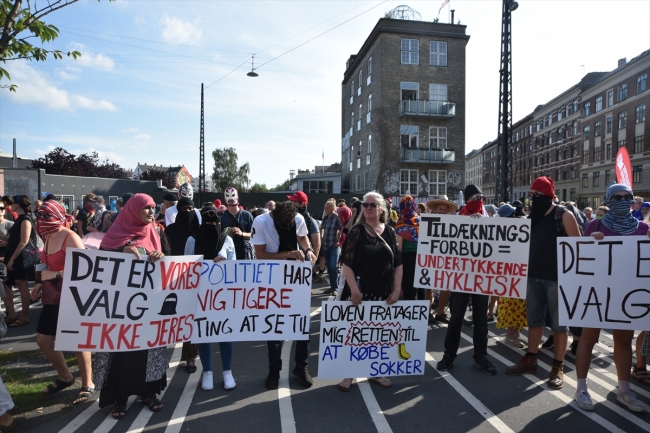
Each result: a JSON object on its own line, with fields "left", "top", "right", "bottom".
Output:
{"left": 250, "top": 212, "right": 308, "bottom": 253}
{"left": 165, "top": 207, "right": 202, "bottom": 226}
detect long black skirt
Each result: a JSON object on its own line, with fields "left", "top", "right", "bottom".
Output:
{"left": 98, "top": 350, "right": 167, "bottom": 408}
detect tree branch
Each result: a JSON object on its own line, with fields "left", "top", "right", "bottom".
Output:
{"left": 1, "top": 1, "right": 23, "bottom": 54}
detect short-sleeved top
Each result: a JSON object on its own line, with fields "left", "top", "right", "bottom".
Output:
{"left": 221, "top": 209, "right": 254, "bottom": 259}
{"left": 75, "top": 208, "right": 94, "bottom": 236}
{"left": 342, "top": 224, "right": 402, "bottom": 301}
{"left": 4, "top": 214, "right": 30, "bottom": 267}
{"left": 250, "top": 212, "right": 308, "bottom": 253}
{"left": 584, "top": 219, "right": 650, "bottom": 237}
{"left": 0, "top": 220, "right": 14, "bottom": 238}
{"left": 184, "top": 235, "right": 236, "bottom": 260}
{"left": 321, "top": 213, "right": 342, "bottom": 249}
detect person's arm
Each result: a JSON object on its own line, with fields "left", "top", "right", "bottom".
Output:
{"left": 397, "top": 236, "right": 404, "bottom": 252}
{"left": 343, "top": 264, "right": 362, "bottom": 306}
{"left": 7, "top": 219, "right": 31, "bottom": 270}
{"left": 298, "top": 235, "right": 317, "bottom": 264}
{"left": 254, "top": 244, "right": 305, "bottom": 261}
{"left": 387, "top": 264, "right": 403, "bottom": 305}
{"left": 562, "top": 210, "right": 582, "bottom": 237}
{"left": 76, "top": 219, "right": 85, "bottom": 238}
{"left": 310, "top": 232, "right": 321, "bottom": 254}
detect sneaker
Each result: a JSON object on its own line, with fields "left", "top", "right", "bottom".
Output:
{"left": 541, "top": 335, "right": 554, "bottom": 350}
{"left": 462, "top": 317, "right": 474, "bottom": 326}
{"left": 292, "top": 367, "right": 313, "bottom": 388}
{"left": 223, "top": 370, "right": 236, "bottom": 390}
{"left": 574, "top": 390, "right": 594, "bottom": 411}
{"left": 505, "top": 355, "right": 538, "bottom": 375}
{"left": 265, "top": 370, "right": 280, "bottom": 390}
{"left": 436, "top": 356, "right": 454, "bottom": 371}
{"left": 201, "top": 371, "right": 214, "bottom": 391}
{"left": 570, "top": 341, "right": 579, "bottom": 356}
{"left": 617, "top": 390, "right": 645, "bottom": 413}
{"left": 547, "top": 363, "right": 564, "bottom": 390}
{"left": 504, "top": 335, "right": 524, "bottom": 348}
{"left": 434, "top": 313, "right": 450, "bottom": 323}
{"left": 474, "top": 358, "right": 497, "bottom": 375}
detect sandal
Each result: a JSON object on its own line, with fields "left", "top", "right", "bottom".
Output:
{"left": 8, "top": 318, "right": 29, "bottom": 327}
{"left": 338, "top": 378, "right": 354, "bottom": 392}
{"left": 142, "top": 396, "right": 163, "bottom": 412}
{"left": 487, "top": 313, "right": 495, "bottom": 322}
{"left": 368, "top": 377, "right": 392, "bottom": 388}
{"left": 112, "top": 402, "right": 127, "bottom": 420}
{"left": 42, "top": 378, "right": 75, "bottom": 396}
{"left": 0, "top": 419, "right": 16, "bottom": 432}
{"left": 632, "top": 366, "right": 650, "bottom": 385}
{"left": 4, "top": 316, "right": 18, "bottom": 326}
{"left": 72, "top": 387, "right": 95, "bottom": 405}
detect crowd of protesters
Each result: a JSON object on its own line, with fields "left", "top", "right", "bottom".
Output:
{"left": 0, "top": 177, "right": 649, "bottom": 430}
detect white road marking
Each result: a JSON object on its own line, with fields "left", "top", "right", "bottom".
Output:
{"left": 164, "top": 358, "right": 203, "bottom": 433}
{"left": 356, "top": 378, "right": 393, "bottom": 433}
{"left": 425, "top": 352, "right": 514, "bottom": 433}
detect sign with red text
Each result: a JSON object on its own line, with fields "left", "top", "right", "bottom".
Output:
{"left": 415, "top": 214, "right": 531, "bottom": 299}
{"left": 55, "top": 249, "right": 202, "bottom": 352}
{"left": 558, "top": 237, "right": 650, "bottom": 330}
{"left": 191, "top": 260, "right": 312, "bottom": 343}
{"left": 318, "top": 301, "right": 428, "bottom": 380}
{"left": 616, "top": 147, "right": 632, "bottom": 189}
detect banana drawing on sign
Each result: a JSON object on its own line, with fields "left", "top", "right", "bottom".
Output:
{"left": 317, "top": 301, "right": 429, "bottom": 380}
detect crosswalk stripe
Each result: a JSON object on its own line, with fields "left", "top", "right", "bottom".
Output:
{"left": 356, "top": 377, "right": 393, "bottom": 433}
{"left": 164, "top": 358, "right": 203, "bottom": 433}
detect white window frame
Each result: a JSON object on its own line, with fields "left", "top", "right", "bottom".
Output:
{"left": 357, "top": 103, "right": 362, "bottom": 131}
{"left": 367, "top": 57, "right": 372, "bottom": 85}
{"left": 429, "top": 84, "right": 447, "bottom": 101}
{"left": 401, "top": 38, "right": 419, "bottom": 65}
{"left": 429, "top": 127, "right": 447, "bottom": 148}
{"left": 366, "top": 134, "right": 372, "bottom": 165}
{"left": 350, "top": 80, "right": 354, "bottom": 105}
{"left": 428, "top": 170, "right": 447, "bottom": 195}
{"left": 429, "top": 41, "right": 447, "bottom": 66}
{"left": 400, "top": 169, "right": 418, "bottom": 195}
{"left": 400, "top": 125, "right": 419, "bottom": 147}
{"left": 595, "top": 96, "right": 602, "bottom": 112}
{"left": 366, "top": 94, "right": 372, "bottom": 124}
{"left": 358, "top": 70, "right": 362, "bottom": 96}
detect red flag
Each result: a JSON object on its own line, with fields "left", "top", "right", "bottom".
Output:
{"left": 439, "top": 0, "right": 450, "bottom": 15}
{"left": 615, "top": 147, "right": 632, "bottom": 188}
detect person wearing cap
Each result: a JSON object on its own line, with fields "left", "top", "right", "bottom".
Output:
{"left": 506, "top": 176, "right": 581, "bottom": 392}
{"left": 156, "top": 193, "right": 177, "bottom": 226}
{"left": 250, "top": 201, "right": 317, "bottom": 390}
{"left": 75, "top": 193, "right": 96, "bottom": 238}
{"left": 512, "top": 200, "right": 525, "bottom": 218}
{"left": 288, "top": 192, "right": 321, "bottom": 283}
{"left": 220, "top": 187, "right": 254, "bottom": 259}
{"left": 437, "top": 185, "right": 497, "bottom": 375}
{"left": 320, "top": 200, "right": 341, "bottom": 295}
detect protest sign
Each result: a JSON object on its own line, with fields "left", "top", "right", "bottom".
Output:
{"left": 192, "top": 260, "right": 312, "bottom": 343}
{"left": 318, "top": 301, "right": 428, "bottom": 380}
{"left": 557, "top": 237, "right": 650, "bottom": 330}
{"left": 55, "top": 249, "right": 202, "bottom": 352}
{"left": 415, "top": 214, "right": 531, "bottom": 299}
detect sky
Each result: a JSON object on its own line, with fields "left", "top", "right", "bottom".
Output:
{"left": 1, "top": 0, "right": 649, "bottom": 189}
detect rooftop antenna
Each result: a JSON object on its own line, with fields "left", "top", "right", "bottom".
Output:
{"left": 247, "top": 55, "right": 259, "bottom": 77}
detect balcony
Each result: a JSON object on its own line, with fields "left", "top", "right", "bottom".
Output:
{"left": 398, "top": 100, "right": 456, "bottom": 118}
{"left": 399, "top": 148, "right": 455, "bottom": 164}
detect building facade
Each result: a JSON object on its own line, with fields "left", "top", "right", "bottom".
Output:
{"left": 341, "top": 17, "right": 469, "bottom": 200}
{"left": 464, "top": 148, "right": 482, "bottom": 194}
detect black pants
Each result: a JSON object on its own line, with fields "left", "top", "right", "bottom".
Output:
{"left": 267, "top": 339, "right": 310, "bottom": 371}
{"left": 444, "top": 292, "right": 488, "bottom": 361}
{"left": 401, "top": 252, "right": 417, "bottom": 300}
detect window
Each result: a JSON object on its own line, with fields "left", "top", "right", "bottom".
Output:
{"left": 572, "top": 121, "right": 578, "bottom": 136}
{"left": 400, "top": 169, "right": 418, "bottom": 195}
{"left": 367, "top": 57, "right": 372, "bottom": 85}
{"left": 400, "top": 125, "right": 419, "bottom": 147}
{"left": 606, "top": 116, "right": 612, "bottom": 134}
{"left": 584, "top": 102, "right": 591, "bottom": 117}
{"left": 618, "top": 140, "right": 626, "bottom": 149}
{"left": 358, "top": 104, "right": 362, "bottom": 131}
{"left": 618, "top": 111, "right": 627, "bottom": 129}
{"left": 429, "top": 41, "right": 447, "bottom": 66}
{"left": 355, "top": 173, "right": 365, "bottom": 191}
{"left": 618, "top": 83, "right": 628, "bottom": 102}
{"left": 638, "top": 73, "right": 647, "bottom": 94}
{"left": 634, "top": 135, "right": 644, "bottom": 153}
{"left": 570, "top": 188, "right": 576, "bottom": 201}
{"left": 367, "top": 135, "right": 372, "bottom": 165}
{"left": 595, "top": 96, "right": 602, "bottom": 112}
{"left": 358, "top": 70, "right": 362, "bottom": 95}
{"left": 429, "top": 127, "right": 447, "bottom": 148}
{"left": 429, "top": 84, "right": 447, "bottom": 101}
{"left": 571, "top": 166, "right": 577, "bottom": 179}
{"left": 350, "top": 112, "right": 354, "bottom": 137}
{"left": 573, "top": 99, "right": 578, "bottom": 113}
{"left": 583, "top": 125, "right": 590, "bottom": 140}
{"left": 548, "top": 113, "right": 553, "bottom": 126}
{"left": 400, "top": 82, "right": 419, "bottom": 101}
{"left": 557, "top": 108, "right": 562, "bottom": 121}
{"left": 566, "top": 104, "right": 571, "bottom": 117}
{"left": 594, "top": 146, "right": 601, "bottom": 162}
{"left": 351, "top": 80, "right": 354, "bottom": 102}
{"left": 605, "top": 170, "right": 611, "bottom": 184}
{"left": 582, "top": 173, "right": 588, "bottom": 188}
{"left": 428, "top": 170, "right": 447, "bottom": 195}
{"left": 606, "top": 142, "right": 612, "bottom": 159}
{"left": 401, "top": 39, "right": 419, "bottom": 64}
{"left": 636, "top": 104, "right": 646, "bottom": 124}
{"left": 633, "top": 165, "right": 642, "bottom": 183}
{"left": 350, "top": 144, "right": 354, "bottom": 171}
{"left": 366, "top": 94, "right": 372, "bottom": 123}
{"left": 607, "top": 90, "right": 613, "bottom": 107}
{"left": 593, "top": 171, "right": 600, "bottom": 187}
{"left": 548, "top": 132, "right": 553, "bottom": 145}
{"left": 594, "top": 121, "right": 601, "bottom": 137}
{"left": 583, "top": 149, "right": 590, "bottom": 164}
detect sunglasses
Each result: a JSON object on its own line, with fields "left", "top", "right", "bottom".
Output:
{"left": 611, "top": 193, "right": 633, "bottom": 201}
{"left": 469, "top": 194, "right": 483, "bottom": 202}
{"left": 362, "top": 202, "right": 379, "bottom": 209}
{"left": 201, "top": 210, "right": 223, "bottom": 217}
{"left": 0, "top": 207, "right": 4, "bottom": 210}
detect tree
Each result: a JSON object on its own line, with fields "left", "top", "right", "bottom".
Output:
{"left": 249, "top": 182, "right": 268, "bottom": 193}
{"left": 211, "top": 147, "right": 250, "bottom": 192}
{"left": 140, "top": 168, "right": 175, "bottom": 189}
{"left": 270, "top": 179, "right": 290, "bottom": 192}
{"left": 1, "top": 0, "right": 111, "bottom": 92}
{"left": 30, "top": 147, "right": 129, "bottom": 179}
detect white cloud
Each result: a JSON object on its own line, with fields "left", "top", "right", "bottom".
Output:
{"left": 7, "top": 63, "right": 117, "bottom": 111}
{"left": 56, "top": 67, "right": 81, "bottom": 81}
{"left": 121, "top": 127, "right": 151, "bottom": 140}
{"left": 160, "top": 15, "right": 202, "bottom": 44}
{"left": 122, "top": 127, "right": 139, "bottom": 134}
{"left": 68, "top": 43, "right": 115, "bottom": 70}
{"left": 134, "top": 133, "right": 151, "bottom": 140}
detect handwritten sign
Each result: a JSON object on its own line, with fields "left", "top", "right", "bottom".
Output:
{"left": 317, "top": 301, "right": 428, "bottom": 380}
{"left": 557, "top": 237, "right": 650, "bottom": 330}
{"left": 55, "top": 249, "right": 202, "bottom": 352}
{"left": 191, "top": 260, "right": 312, "bottom": 343}
{"left": 415, "top": 215, "right": 531, "bottom": 299}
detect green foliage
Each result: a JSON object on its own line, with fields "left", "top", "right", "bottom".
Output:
{"left": 140, "top": 168, "right": 176, "bottom": 189}
{"left": 211, "top": 147, "right": 250, "bottom": 192}
{"left": 30, "top": 147, "right": 129, "bottom": 179}
{"left": 270, "top": 179, "right": 291, "bottom": 192}
{"left": 0, "top": 0, "right": 110, "bottom": 91}
{"left": 249, "top": 182, "right": 269, "bottom": 193}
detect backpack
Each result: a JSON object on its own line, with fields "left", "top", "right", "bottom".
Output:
{"left": 554, "top": 205, "right": 583, "bottom": 236}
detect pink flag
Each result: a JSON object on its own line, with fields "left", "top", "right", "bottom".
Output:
{"left": 439, "top": 0, "right": 450, "bottom": 15}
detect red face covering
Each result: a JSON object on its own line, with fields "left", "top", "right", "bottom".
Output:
{"left": 37, "top": 201, "right": 72, "bottom": 238}
{"left": 462, "top": 199, "right": 483, "bottom": 215}
{"left": 86, "top": 202, "right": 94, "bottom": 212}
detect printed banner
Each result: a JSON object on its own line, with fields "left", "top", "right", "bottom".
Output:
{"left": 318, "top": 301, "right": 428, "bottom": 380}
{"left": 557, "top": 237, "right": 650, "bottom": 330}
{"left": 192, "top": 260, "right": 312, "bottom": 343}
{"left": 415, "top": 214, "right": 531, "bottom": 299}
{"left": 55, "top": 249, "right": 202, "bottom": 352}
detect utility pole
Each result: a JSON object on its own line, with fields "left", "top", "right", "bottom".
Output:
{"left": 199, "top": 83, "right": 205, "bottom": 205}
{"left": 496, "top": 0, "right": 518, "bottom": 203}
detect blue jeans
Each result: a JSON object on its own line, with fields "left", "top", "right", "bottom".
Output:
{"left": 197, "top": 342, "right": 233, "bottom": 372}
{"left": 323, "top": 246, "right": 340, "bottom": 291}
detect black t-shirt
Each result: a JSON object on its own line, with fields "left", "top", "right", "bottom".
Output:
{"left": 528, "top": 210, "right": 561, "bottom": 281}
{"left": 76, "top": 208, "right": 94, "bottom": 236}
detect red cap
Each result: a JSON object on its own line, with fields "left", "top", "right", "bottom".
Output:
{"left": 531, "top": 176, "right": 555, "bottom": 198}
{"left": 213, "top": 199, "right": 222, "bottom": 207}
{"left": 287, "top": 191, "right": 308, "bottom": 204}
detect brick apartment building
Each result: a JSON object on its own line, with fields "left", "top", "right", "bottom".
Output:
{"left": 467, "top": 49, "right": 649, "bottom": 207}
{"left": 341, "top": 16, "right": 469, "bottom": 200}
{"left": 464, "top": 148, "right": 482, "bottom": 194}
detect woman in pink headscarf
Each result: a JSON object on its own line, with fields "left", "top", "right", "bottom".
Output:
{"left": 95, "top": 194, "right": 167, "bottom": 420}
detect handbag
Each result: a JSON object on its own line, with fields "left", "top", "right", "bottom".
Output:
{"left": 42, "top": 278, "right": 63, "bottom": 305}
{"left": 22, "top": 217, "right": 43, "bottom": 268}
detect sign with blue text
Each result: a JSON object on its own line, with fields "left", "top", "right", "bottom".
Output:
{"left": 318, "top": 301, "right": 428, "bottom": 380}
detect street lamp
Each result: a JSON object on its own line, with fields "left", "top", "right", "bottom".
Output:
{"left": 247, "top": 55, "right": 259, "bottom": 77}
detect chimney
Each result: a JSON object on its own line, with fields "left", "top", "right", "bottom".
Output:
{"left": 618, "top": 58, "right": 627, "bottom": 68}
{"left": 451, "top": 10, "right": 455, "bottom": 24}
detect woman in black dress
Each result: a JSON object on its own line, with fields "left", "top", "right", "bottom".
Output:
{"left": 338, "top": 191, "right": 403, "bottom": 391}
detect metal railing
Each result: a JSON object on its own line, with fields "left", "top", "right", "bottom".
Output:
{"left": 398, "top": 100, "right": 456, "bottom": 117}
{"left": 399, "top": 148, "right": 456, "bottom": 163}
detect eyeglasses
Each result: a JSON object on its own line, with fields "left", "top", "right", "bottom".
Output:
{"left": 469, "top": 194, "right": 483, "bottom": 202}
{"left": 361, "top": 202, "right": 379, "bottom": 209}
{"left": 0, "top": 207, "right": 5, "bottom": 210}
{"left": 611, "top": 193, "right": 633, "bottom": 201}
{"left": 201, "top": 210, "right": 223, "bottom": 217}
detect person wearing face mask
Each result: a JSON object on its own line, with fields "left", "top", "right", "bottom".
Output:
{"left": 75, "top": 193, "right": 96, "bottom": 238}
{"left": 287, "top": 192, "right": 322, "bottom": 279}
{"left": 220, "top": 187, "right": 255, "bottom": 260}
{"left": 165, "top": 183, "right": 202, "bottom": 227}
{"left": 595, "top": 205, "right": 609, "bottom": 219}
{"left": 506, "top": 176, "right": 581, "bottom": 391}
{"left": 458, "top": 184, "right": 488, "bottom": 217}
{"left": 573, "top": 184, "right": 650, "bottom": 413}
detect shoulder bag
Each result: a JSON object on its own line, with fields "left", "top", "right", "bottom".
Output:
{"left": 22, "top": 216, "right": 43, "bottom": 268}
